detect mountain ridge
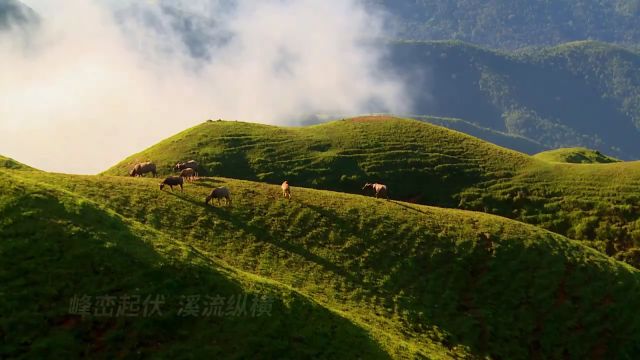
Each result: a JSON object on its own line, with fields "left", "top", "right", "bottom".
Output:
{"left": 370, "top": 0, "right": 640, "bottom": 49}
{"left": 388, "top": 40, "right": 640, "bottom": 159}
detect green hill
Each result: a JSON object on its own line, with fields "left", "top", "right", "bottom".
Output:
{"left": 369, "top": 0, "right": 640, "bottom": 49}
{"left": 104, "top": 117, "right": 640, "bottom": 267}
{"left": 103, "top": 116, "right": 533, "bottom": 206}
{"left": 388, "top": 40, "right": 640, "bottom": 159}
{"left": 0, "top": 168, "right": 396, "bottom": 359}
{"left": 3, "top": 164, "right": 640, "bottom": 359}
{"left": 412, "top": 115, "right": 545, "bottom": 155}
{"left": 0, "top": 154, "right": 37, "bottom": 170}
{"left": 534, "top": 147, "right": 621, "bottom": 163}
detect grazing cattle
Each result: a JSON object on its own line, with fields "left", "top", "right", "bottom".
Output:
{"left": 205, "top": 187, "right": 231, "bottom": 206}
{"left": 179, "top": 168, "right": 196, "bottom": 182}
{"left": 160, "top": 176, "right": 184, "bottom": 192}
{"left": 362, "top": 182, "right": 388, "bottom": 199}
{"left": 281, "top": 181, "right": 291, "bottom": 199}
{"left": 175, "top": 160, "right": 199, "bottom": 177}
{"left": 130, "top": 162, "right": 157, "bottom": 177}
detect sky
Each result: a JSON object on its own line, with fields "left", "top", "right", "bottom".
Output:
{"left": 0, "top": 0, "right": 411, "bottom": 174}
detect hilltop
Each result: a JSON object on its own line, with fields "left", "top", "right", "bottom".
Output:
{"left": 0, "top": 154, "right": 37, "bottom": 170}
{"left": 534, "top": 147, "right": 621, "bottom": 164}
{"left": 104, "top": 117, "right": 640, "bottom": 268}
{"left": 3, "top": 163, "right": 640, "bottom": 359}
{"left": 104, "top": 116, "right": 533, "bottom": 206}
{"left": 388, "top": 40, "right": 640, "bottom": 159}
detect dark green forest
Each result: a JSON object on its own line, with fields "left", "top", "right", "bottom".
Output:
{"left": 369, "top": 0, "right": 640, "bottom": 49}
{"left": 388, "top": 40, "right": 640, "bottom": 158}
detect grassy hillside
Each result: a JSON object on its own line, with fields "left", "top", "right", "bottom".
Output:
{"left": 368, "top": 0, "right": 640, "bottom": 49}
{"left": 412, "top": 115, "right": 545, "bottom": 155}
{"left": 534, "top": 147, "right": 621, "bottom": 163}
{"left": 457, "top": 160, "right": 640, "bottom": 264}
{"left": 0, "top": 154, "right": 37, "bottom": 170}
{"left": 0, "top": 169, "right": 397, "bottom": 359}
{"left": 104, "top": 118, "right": 640, "bottom": 267}
{"left": 3, "top": 166, "right": 640, "bottom": 359}
{"left": 388, "top": 40, "right": 640, "bottom": 159}
{"left": 104, "top": 117, "right": 533, "bottom": 206}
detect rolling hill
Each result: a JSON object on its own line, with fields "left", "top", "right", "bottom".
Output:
{"left": 3, "top": 162, "right": 640, "bottom": 359}
{"left": 104, "top": 117, "right": 640, "bottom": 268}
{"left": 0, "top": 154, "right": 37, "bottom": 170}
{"left": 412, "top": 115, "right": 545, "bottom": 155}
{"left": 388, "top": 40, "right": 640, "bottom": 159}
{"left": 534, "top": 148, "right": 621, "bottom": 164}
{"left": 103, "top": 116, "right": 534, "bottom": 205}
{"left": 0, "top": 170, "right": 392, "bottom": 359}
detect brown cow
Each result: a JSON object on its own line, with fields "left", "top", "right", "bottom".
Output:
{"left": 179, "top": 168, "right": 196, "bottom": 182}
{"left": 175, "top": 160, "right": 199, "bottom": 177}
{"left": 281, "top": 181, "right": 291, "bottom": 199}
{"left": 362, "top": 182, "right": 388, "bottom": 199}
{"left": 205, "top": 187, "right": 232, "bottom": 206}
{"left": 160, "top": 176, "right": 184, "bottom": 192}
{"left": 130, "top": 162, "right": 157, "bottom": 177}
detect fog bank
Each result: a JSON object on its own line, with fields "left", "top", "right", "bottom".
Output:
{"left": 0, "top": 0, "right": 410, "bottom": 173}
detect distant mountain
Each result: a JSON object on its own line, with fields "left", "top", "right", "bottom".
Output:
{"left": 9, "top": 2, "right": 640, "bottom": 160}
{"left": 388, "top": 40, "right": 640, "bottom": 159}
{"left": 108, "top": 5, "right": 640, "bottom": 159}
{"left": 369, "top": 0, "right": 640, "bottom": 49}
{"left": 108, "top": 0, "right": 640, "bottom": 51}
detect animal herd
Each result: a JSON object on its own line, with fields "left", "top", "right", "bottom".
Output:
{"left": 129, "top": 160, "right": 389, "bottom": 207}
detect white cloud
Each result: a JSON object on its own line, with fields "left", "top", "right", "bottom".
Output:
{"left": 1, "top": 0, "right": 410, "bottom": 174}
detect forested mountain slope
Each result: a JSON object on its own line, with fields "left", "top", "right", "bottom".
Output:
{"left": 370, "top": 0, "right": 640, "bottom": 49}
{"left": 389, "top": 41, "right": 640, "bottom": 159}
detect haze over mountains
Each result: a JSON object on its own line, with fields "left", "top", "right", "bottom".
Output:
{"left": 2, "top": 0, "right": 640, "bottom": 166}
{"left": 1, "top": 0, "right": 409, "bottom": 173}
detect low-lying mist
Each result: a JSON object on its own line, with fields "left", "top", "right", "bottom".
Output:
{"left": 0, "top": 0, "right": 411, "bottom": 174}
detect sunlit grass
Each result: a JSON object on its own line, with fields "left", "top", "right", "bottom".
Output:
{"left": 3, "top": 168, "right": 639, "bottom": 359}
{"left": 103, "top": 116, "right": 640, "bottom": 267}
